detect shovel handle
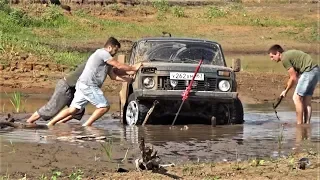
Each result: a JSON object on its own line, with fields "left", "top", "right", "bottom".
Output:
{"left": 273, "top": 96, "right": 284, "bottom": 109}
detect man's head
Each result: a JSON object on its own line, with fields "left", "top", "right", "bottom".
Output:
{"left": 268, "top": 44, "right": 284, "bottom": 62}
{"left": 104, "top": 37, "right": 121, "bottom": 56}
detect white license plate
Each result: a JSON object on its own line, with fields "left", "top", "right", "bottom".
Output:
{"left": 170, "top": 72, "right": 204, "bottom": 81}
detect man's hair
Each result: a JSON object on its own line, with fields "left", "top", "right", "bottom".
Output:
{"left": 268, "top": 44, "right": 284, "bottom": 54}
{"left": 104, "top": 37, "right": 121, "bottom": 48}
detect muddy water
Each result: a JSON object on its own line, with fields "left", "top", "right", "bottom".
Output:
{"left": 0, "top": 96, "right": 319, "bottom": 164}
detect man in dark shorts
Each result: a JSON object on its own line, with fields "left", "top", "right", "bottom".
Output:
{"left": 26, "top": 62, "right": 87, "bottom": 123}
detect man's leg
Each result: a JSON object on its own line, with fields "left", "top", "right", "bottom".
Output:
{"left": 303, "top": 96, "right": 312, "bottom": 124}
{"left": 60, "top": 108, "right": 85, "bottom": 124}
{"left": 293, "top": 93, "right": 304, "bottom": 125}
{"left": 82, "top": 106, "right": 110, "bottom": 126}
{"left": 26, "top": 79, "right": 72, "bottom": 123}
{"left": 57, "top": 115, "right": 74, "bottom": 124}
{"left": 81, "top": 85, "right": 110, "bottom": 126}
{"left": 49, "top": 82, "right": 89, "bottom": 126}
{"left": 47, "top": 107, "right": 79, "bottom": 126}
{"left": 26, "top": 111, "right": 41, "bottom": 123}
{"left": 295, "top": 67, "right": 319, "bottom": 124}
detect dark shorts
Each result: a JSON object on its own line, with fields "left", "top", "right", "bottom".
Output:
{"left": 37, "top": 79, "right": 85, "bottom": 121}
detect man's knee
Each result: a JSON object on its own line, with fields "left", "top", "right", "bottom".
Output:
{"left": 68, "top": 107, "right": 80, "bottom": 114}
{"left": 100, "top": 106, "right": 110, "bottom": 114}
{"left": 293, "top": 93, "right": 303, "bottom": 103}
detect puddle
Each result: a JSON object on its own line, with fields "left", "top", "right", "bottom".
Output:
{"left": 0, "top": 98, "right": 319, "bottom": 164}
{"left": 0, "top": 92, "right": 119, "bottom": 114}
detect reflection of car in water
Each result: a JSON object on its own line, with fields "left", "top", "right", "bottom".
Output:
{"left": 119, "top": 37, "right": 244, "bottom": 125}
{"left": 119, "top": 125, "right": 244, "bottom": 145}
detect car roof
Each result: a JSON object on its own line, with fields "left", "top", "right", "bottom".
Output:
{"left": 135, "top": 37, "right": 221, "bottom": 45}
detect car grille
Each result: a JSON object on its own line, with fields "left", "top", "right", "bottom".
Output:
{"left": 157, "top": 76, "right": 217, "bottom": 91}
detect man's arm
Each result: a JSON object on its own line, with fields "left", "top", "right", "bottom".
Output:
{"left": 108, "top": 68, "right": 133, "bottom": 83}
{"left": 107, "top": 58, "right": 141, "bottom": 72}
{"left": 281, "top": 67, "right": 298, "bottom": 97}
{"left": 113, "top": 68, "right": 136, "bottom": 76}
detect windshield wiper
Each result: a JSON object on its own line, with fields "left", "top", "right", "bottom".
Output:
{"left": 149, "top": 58, "right": 173, "bottom": 62}
{"left": 179, "top": 58, "right": 200, "bottom": 63}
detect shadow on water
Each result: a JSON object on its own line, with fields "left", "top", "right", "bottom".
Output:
{"left": 0, "top": 99, "right": 319, "bottom": 164}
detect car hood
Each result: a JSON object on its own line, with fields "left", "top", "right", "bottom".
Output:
{"left": 141, "top": 62, "right": 233, "bottom": 73}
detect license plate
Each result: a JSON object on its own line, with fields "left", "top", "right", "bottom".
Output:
{"left": 170, "top": 72, "right": 204, "bottom": 81}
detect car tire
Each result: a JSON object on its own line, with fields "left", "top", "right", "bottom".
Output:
{"left": 124, "top": 94, "right": 150, "bottom": 125}
{"left": 230, "top": 98, "right": 244, "bottom": 124}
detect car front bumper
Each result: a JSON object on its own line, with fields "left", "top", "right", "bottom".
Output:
{"left": 133, "top": 90, "right": 238, "bottom": 101}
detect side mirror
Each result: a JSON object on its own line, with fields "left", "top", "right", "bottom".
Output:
{"left": 231, "top": 58, "right": 241, "bottom": 72}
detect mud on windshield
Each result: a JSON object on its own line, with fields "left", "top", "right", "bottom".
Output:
{"left": 134, "top": 40, "right": 225, "bottom": 66}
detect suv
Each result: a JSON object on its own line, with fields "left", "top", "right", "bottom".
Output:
{"left": 119, "top": 37, "right": 244, "bottom": 125}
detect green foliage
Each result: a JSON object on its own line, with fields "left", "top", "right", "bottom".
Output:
{"left": 100, "top": 138, "right": 113, "bottom": 161}
{"left": 41, "top": 5, "right": 66, "bottom": 27}
{"left": 172, "top": 6, "right": 185, "bottom": 18}
{"left": 0, "top": 0, "right": 10, "bottom": 13}
{"left": 74, "top": 9, "right": 87, "bottom": 17}
{"left": 153, "top": 0, "right": 170, "bottom": 12}
{"left": 68, "top": 169, "right": 83, "bottom": 180}
{"left": 51, "top": 171, "right": 61, "bottom": 180}
{"left": 310, "top": 25, "right": 319, "bottom": 42}
{"left": 6, "top": 91, "right": 22, "bottom": 113}
{"left": 206, "top": 6, "right": 226, "bottom": 19}
{"left": 110, "top": 3, "right": 120, "bottom": 11}
{"left": 250, "top": 159, "right": 265, "bottom": 167}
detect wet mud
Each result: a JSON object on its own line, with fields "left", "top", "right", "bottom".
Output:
{"left": 0, "top": 101, "right": 319, "bottom": 178}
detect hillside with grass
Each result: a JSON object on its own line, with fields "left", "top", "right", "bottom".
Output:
{"left": 0, "top": 0, "right": 318, "bottom": 69}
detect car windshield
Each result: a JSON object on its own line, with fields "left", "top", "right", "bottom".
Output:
{"left": 135, "top": 40, "right": 225, "bottom": 66}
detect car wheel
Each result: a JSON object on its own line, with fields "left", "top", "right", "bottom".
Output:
{"left": 125, "top": 94, "right": 149, "bottom": 125}
{"left": 230, "top": 98, "right": 244, "bottom": 124}
{"left": 216, "top": 104, "right": 231, "bottom": 125}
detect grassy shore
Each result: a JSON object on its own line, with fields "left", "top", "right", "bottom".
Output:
{"left": 0, "top": 0, "right": 318, "bottom": 71}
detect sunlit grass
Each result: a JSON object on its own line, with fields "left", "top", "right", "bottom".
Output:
{"left": 5, "top": 91, "right": 22, "bottom": 113}
{"left": 0, "top": 1, "right": 317, "bottom": 67}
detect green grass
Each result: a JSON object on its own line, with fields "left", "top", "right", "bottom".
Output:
{"left": 225, "top": 54, "right": 319, "bottom": 73}
{"left": 5, "top": 91, "right": 22, "bottom": 113}
{"left": 100, "top": 138, "right": 113, "bottom": 161}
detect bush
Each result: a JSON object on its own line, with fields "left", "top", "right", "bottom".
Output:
{"left": 206, "top": 6, "right": 226, "bottom": 19}
{"left": 0, "top": 0, "right": 10, "bottom": 13}
{"left": 153, "top": 0, "right": 169, "bottom": 12}
{"left": 172, "top": 6, "right": 185, "bottom": 18}
{"left": 40, "top": 5, "right": 66, "bottom": 27}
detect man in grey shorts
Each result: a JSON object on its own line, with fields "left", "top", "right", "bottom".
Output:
{"left": 268, "top": 44, "right": 319, "bottom": 124}
{"left": 26, "top": 62, "right": 87, "bottom": 123}
{"left": 47, "top": 37, "right": 142, "bottom": 126}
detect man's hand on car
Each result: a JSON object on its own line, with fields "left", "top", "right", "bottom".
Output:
{"left": 133, "top": 63, "right": 143, "bottom": 71}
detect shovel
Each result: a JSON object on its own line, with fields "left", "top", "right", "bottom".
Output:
{"left": 272, "top": 96, "right": 283, "bottom": 120}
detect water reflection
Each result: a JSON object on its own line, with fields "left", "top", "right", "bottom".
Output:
{"left": 0, "top": 102, "right": 319, "bottom": 163}
{"left": 295, "top": 125, "right": 312, "bottom": 146}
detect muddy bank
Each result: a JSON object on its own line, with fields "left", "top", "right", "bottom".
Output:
{"left": 1, "top": 138, "right": 318, "bottom": 180}
{"left": 1, "top": 70, "right": 319, "bottom": 105}
{"left": 0, "top": 70, "right": 294, "bottom": 104}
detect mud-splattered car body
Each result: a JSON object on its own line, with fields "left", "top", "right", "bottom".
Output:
{"left": 119, "top": 37, "right": 243, "bottom": 125}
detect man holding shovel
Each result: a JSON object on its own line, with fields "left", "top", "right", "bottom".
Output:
{"left": 268, "top": 44, "right": 319, "bottom": 124}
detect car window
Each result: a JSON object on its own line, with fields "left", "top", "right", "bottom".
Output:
{"left": 135, "top": 40, "right": 224, "bottom": 66}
